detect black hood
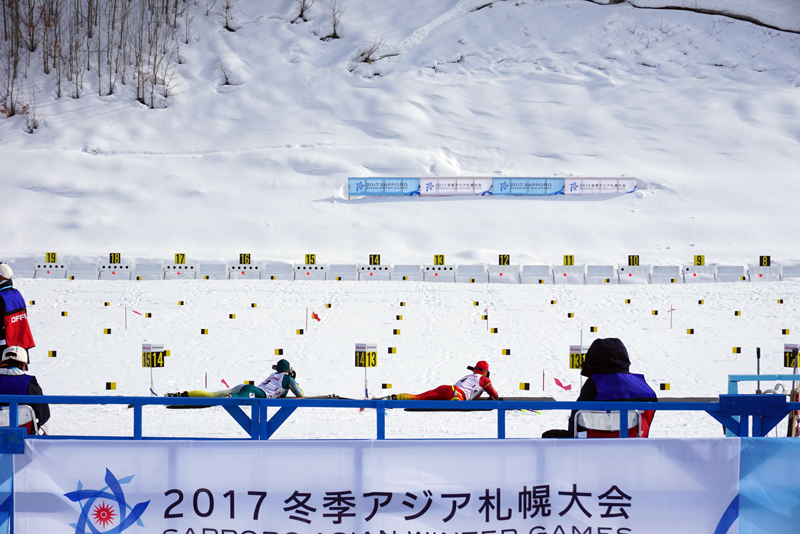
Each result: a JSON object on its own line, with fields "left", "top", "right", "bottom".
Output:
{"left": 581, "top": 338, "right": 631, "bottom": 377}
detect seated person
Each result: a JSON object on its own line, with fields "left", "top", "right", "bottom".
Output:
{"left": 543, "top": 338, "right": 657, "bottom": 438}
{"left": 386, "top": 361, "right": 499, "bottom": 401}
{"left": 166, "top": 359, "right": 304, "bottom": 399}
{"left": 0, "top": 346, "right": 50, "bottom": 434}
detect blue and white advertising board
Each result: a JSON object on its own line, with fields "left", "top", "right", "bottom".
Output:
{"left": 13, "top": 438, "right": 778, "bottom": 534}
{"left": 348, "top": 178, "right": 420, "bottom": 196}
{"left": 419, "top": 177, "right": 493, "bottom": 196}
{"left": 564, "top": 178, "right": 637, "bottom": 196}
{"left": 349, "top": 177, "right": 636, "bottom": 197}
{"left": 493, "top": 178, "right": 565, "bottom": 196}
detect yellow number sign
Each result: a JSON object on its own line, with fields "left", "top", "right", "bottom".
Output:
{"left": 142, "top": 343, "right": 166, "bottom": 368}
{"left": 499, "top": 255, "right": 510, "bottom": 265}
{"left": 355, "top": 343, "right": 378, "bottom": 367}
{"left": 784, "top": 345, "right": 798, "bottom": 368}
{"left": 434, "top": 255, "right": 445, "bottom": 265}
{"left": 239, "top": 254, "right": 251, "bottom": 265}
{"left": 305, "top": 254, "right": 316, "bottom": 265}
{"left": 569, "top": 345, "right": 587, "bottom": 369}
{"left": 109, "top": 253, "right": 121, "bottom": 264}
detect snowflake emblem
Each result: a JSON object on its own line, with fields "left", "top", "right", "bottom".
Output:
{"left": 64, "top": 468, "right": 150, "bottom": 534}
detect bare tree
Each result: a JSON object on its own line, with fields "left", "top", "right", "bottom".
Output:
{"left": 327, "top": 0, "right": 343, "bottom": 39}
{"left": 23, "top": 83, "right": 43, "bottom": 132}
{"left": 216, "top": 0, "right": 235, "bottom": 31}
{"left": 0, "top": 0, "right": 190, "bottom": 107}
{"left": 0, "top": 41, "right": 25, "bottom": 116}
{"left": 182, "top": 6, "right": 193, "bottom": 43}
{"left": 212, "top": 53, "right": 232, "bottom": 85}
{"left": 354, "top": 35, "right": 384, "bottom": 64}
{"left": 293, "top": 0, "right": 314, "bottom": 23}
{"left": 19, "top": 0, "right": 44, "bottom": 52}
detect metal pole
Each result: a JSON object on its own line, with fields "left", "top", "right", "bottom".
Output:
{"left": 756, "top": 347, "right": 761, "bottom": 394}
{"left": 580, "top": 330, "right": 584, "bottom": 389}
{"left": 794, "top": 348, "right": 798, "bottom": 392}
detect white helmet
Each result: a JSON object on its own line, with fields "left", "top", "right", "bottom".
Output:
{"left": 2, "top": 346, "right": 27, "bottom": 364}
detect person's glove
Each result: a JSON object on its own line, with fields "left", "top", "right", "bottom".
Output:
{"left": 290, "top": 369, "right": 297, "bottom": 379}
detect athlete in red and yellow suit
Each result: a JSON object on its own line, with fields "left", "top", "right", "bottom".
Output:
{"left": 393, "top": 362, "right": 499, "bottom": 401}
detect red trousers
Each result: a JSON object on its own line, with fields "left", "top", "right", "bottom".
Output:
{"left": 397, "top": 385, "right": 465, "bottom": 401}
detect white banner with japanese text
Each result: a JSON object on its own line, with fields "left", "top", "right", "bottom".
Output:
{"left": 565, "top": 178, "right": 638, "bottom": 195}
{"left": 15, "top": 438, "right": 738, "bottom": 534}
{"left": 419, "top": 177, "right": 493, "bottom": 196}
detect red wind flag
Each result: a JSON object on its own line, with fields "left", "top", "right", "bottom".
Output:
{"left": 311, "top": 312, "right": 321, "bottom": 322}
{"left": 554, "top": 378, "right": 572, "bottom": 391}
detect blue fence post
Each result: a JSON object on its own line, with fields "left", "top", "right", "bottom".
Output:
{"left": 133, "top": 404, "right": 143, "bottom": 440}
{"left": 0, "top": 453, "right": 12, "bottom": 534}
{"left": 726, "top": 378, "right": 739, "bottom": 437}
{"left": 260, "top": 404, "right": 268, "bottom": 440}
{"left": 498, "top": 409, "right": 506, "bottom": 439}
{"left": 376, "top": 401, "right": 385, "bottom": 440}
{"left": 250, "top": 403, "right": 259, "bottom": 440}
{"left": 619, "top": 410, "right": 628, "bottom": 438}
{"left": 8, "top": 403, "right": 16, "bottom": 429}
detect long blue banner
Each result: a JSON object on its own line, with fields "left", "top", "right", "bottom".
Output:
{"left": 348, "top": 177, "right": 636, "bottom": 197}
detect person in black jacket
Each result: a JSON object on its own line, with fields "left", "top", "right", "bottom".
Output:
{"left": 0, "top": 346, "right": 49, "bottom": 433}
{"left": 543, "top": 338, "right": 657, "bottom": 438}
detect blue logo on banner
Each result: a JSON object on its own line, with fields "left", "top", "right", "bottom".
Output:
{"left": 500, "top": 181, "right": 508, "bottom": 192}
{"left": 64, "top": 468, "right": 150, "bottom": 534}
{"left": 356, "top": 181, "right": 365, "bottom": 192}
{"left": 570, "top": 181, "right": 578, "bottom": 192}
{"left": 425, "top": 181, "right": 435, "bottom": 192}
{"left": 713, "top": 495, "right": 738, "bottom": 534}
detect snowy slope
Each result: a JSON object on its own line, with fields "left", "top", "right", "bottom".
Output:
{"left": 2, "top": 0, "right": 800, "bottom": 266}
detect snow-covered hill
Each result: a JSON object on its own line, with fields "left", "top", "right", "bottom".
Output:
{"left": 2, "top": 0, "right": 799, "bottom": 266}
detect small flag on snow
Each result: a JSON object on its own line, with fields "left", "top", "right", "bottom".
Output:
{"left": 311, "top": 312, "right": 321, "bottom": 322}
{"left": 483, "top": 308, "right": 487, "bottom": 314}
{"left": 554, "top": 378, "right": 572, "bottom": 391}
{"left": 131, "top": 310, "right": 142, "bottom": 316}
{"left": 221, "top": 379, "right": 230, "bottom": 388}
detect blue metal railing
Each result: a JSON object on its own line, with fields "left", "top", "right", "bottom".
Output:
{"left": 0, "top": 393, "right": 798, "bottom": 445}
